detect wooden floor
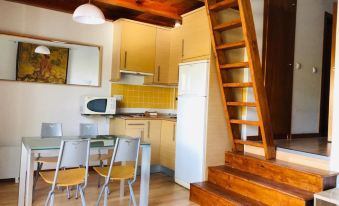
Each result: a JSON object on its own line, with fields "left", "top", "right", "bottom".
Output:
{"left": 0, "top": 172, "right": 197, "bottom": 206}
{"left": 275, "top": 137, "right": 331, "bottom": 156}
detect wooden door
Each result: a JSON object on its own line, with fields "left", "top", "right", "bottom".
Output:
{"left": 154, "top": 28, "right": 171, "bottom": 84}
{"left": 262, "top": 0, "right": 297, "bottom": 139}
{"left": 120, "top": 21, "right": 156, "bottom": 73}
{"left": 328, "top": 2, "right": 337, "bottom": 142}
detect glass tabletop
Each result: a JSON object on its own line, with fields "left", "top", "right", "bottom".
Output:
{"left": 22, "top": 135, "right": 149, "bottom": 150}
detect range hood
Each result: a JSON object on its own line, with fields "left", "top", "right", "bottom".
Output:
{"left": 120, "top": 70, "right": 154, "bottom": 76}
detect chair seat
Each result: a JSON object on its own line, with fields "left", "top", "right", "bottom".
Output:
{"left": 93, "top": 165, "right": 135, "bottom": 180}
{"left": 39, "top": 168, "right": 86, "bottom": 187}
{"left": 90, "top": 154, "right": 111, "bottom": 161}
{"left": 35, "top": 156, "right": 59, "bottom": 163}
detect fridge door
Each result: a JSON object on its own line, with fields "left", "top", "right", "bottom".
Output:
{"left": 175, "top": 96, "right": 207, "bottom": 188}
{"left": 178, "top": 61, "right": 209, "bottom": 97}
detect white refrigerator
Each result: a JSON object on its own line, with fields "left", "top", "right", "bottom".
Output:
{"left": 175, "top": 60, "right": 210, "bottom": 189}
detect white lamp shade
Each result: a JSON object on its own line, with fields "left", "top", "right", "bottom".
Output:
{"left": 73, "top": 3, "right": 105, "bottom": 25}
{"left": 35, "top": 46, "right": 50, "bottom": 55}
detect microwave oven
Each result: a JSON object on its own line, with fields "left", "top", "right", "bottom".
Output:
{"left": 81, "top": 96, "right": 116, "bottom": 115}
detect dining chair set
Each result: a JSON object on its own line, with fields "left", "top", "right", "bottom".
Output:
{"left": 33, "top": 123, "right": 140, "bottom": 206}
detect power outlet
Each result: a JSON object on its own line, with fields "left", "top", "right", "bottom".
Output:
{"left": 114, "top": 95, "right": 123, "bottom": 101}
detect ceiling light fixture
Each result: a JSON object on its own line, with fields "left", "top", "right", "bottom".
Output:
{"left": 35, "top": 45, "right": 50, "bottom": 55}
{"left": 73, "top": 0, "right": 105, "bottom": 25}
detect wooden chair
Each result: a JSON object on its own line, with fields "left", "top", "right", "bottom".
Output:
{"left": 94, "top": 137, "right": 141, "bottom": 206}
{"left": 39, "top": 138, "right": 91, "bottom": 206}
{"left": 34, "top": 123, "right": 62, "bottom": 193}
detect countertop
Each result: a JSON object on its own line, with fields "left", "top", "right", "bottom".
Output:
{"left": 114, "top": 114, "right": 177, "bottom": 122}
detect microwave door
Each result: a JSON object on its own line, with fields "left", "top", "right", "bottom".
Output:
{"left": 87, "top": 99, "right": 107, "bottom": 113}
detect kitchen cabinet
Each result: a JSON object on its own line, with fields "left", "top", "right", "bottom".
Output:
{"left": 182, "top": 7, "right": 211, "bottom": 62}
{"left": 111, "top": 19, "right": 156, "bottom": 80}
{"left": 110, "top": 118, "right": 162, "bottom": 165}
{"left": 160, "top": 120, "right": 176, "bottom": 170}
{"left": 168, "top": 27, "right": 182, "bottom": 84}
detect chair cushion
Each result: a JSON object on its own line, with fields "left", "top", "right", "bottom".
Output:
{"left": 93, "top": 165, "right": 135, "bottom": 180}
{"left": 39, "top": 168, "right": 86, "bottom": 187}
{"left": 35, "top": 156, "right": 59, "bottom": 163}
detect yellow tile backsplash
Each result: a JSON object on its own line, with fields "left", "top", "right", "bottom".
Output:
{"left": 111, "top": 84, "right": 177, "bottom": 109}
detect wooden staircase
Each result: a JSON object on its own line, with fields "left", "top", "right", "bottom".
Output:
{"left": 190, "top": 152, "right": 338, "bottom": 205}
{"left": 190, "top": 0, "right": 338, "bottom": 205}
{"left": 204, "top": 0, "right": 275, "bottom": 160}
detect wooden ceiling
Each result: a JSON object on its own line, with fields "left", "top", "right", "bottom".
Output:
{"left": 5, "top": 0, "right": 205, "bottom": 27}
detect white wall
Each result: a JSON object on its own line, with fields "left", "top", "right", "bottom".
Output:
{"left": 0, "top": 1, "right": 113, "bottom": 179}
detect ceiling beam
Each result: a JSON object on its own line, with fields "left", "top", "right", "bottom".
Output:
{"left": 94, "top": 0, "right": 182, "bottom": 21}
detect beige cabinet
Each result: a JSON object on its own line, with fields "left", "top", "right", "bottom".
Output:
{"left": 182, "top": 7, "right": 211, "bottom": 61}
{"left": 110, "top": 118, "right": 162, "bottom": 165}
{"left": 160, "top": 120, "right": 176, "bottom": 170}
{"left": 168, "top": 27, "right": 182, "bottom": 84}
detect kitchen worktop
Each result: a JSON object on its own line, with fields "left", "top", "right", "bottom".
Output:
{"left": 114, "top": 114, "right": 177, "bottom": 122}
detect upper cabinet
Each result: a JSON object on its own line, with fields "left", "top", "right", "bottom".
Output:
{"left": 182, "top": 7, "right": 211, "bottom": 62}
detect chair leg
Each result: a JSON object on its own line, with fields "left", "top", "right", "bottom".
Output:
{"left": 97, "top": 160, "right": 103, "bottom": 188}
{"left": 50, "top": 193, "right": 55, "bottom": 206}
{"left": 128, "top": 181, "right": 137, "bottom": 206}
{"left": 104, "top": 186, "right": 109, "bottom": 206}
{"left": 66, "top": 186, "right": 71, "bottom": 199}
{"left": 75, "top": 185, "right": 79, "bottom": 199}
{"left": 95, "top": 183, "right": 106, "bottom": 206}
{"left": 33, "top": 162, "right": 43, "bottom": 191}
{"left": 45, "top": 191, "right": 52, "bottom": 206}
{"left": 79, "top": 186, "right": 86, "bottom": 206}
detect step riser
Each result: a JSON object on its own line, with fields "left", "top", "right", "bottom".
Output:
{"left": 208, "top": 168, "right": 312, "bottom": 206}
{"left": 190, "top": 184, "right": 236, "bottom": 206}
{"left": 225, "top": 152, "right": 337, "bottom": 193}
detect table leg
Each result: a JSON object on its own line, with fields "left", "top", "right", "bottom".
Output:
{"left": 25, "top": 149, "right": 34, "bottom": 206}
{"left": 18, "top": 143, "right": 28, "bottom": 206}
{"left": 120, "top": 161, "right": 126, "bottom": 198}
{"left": 140, "top": 145, "right": 151, "bottom": 206}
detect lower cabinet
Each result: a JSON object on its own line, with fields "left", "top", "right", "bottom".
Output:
{"left": 160, "top": 120, "right": 176, "bottom": 170}
{"left": 110, "top": 118, "right": 176, "bottom": 169}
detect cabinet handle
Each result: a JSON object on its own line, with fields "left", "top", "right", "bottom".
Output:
{"left": 124, "top": 51, "right": 127, "bottom": 68}
{"left": 157, "top": 66, "right": 160, "bottom": 82}
{"left": 173, "top": 125, "right": 176, "bottom": 142}
{"left": 147, "top": 121, "right": 150, "bottom": 139}
{"left": 181, "top": 39, "right": 184, "bottom": 58}
{"left": 127, "top": 123, "right": 145, "bottom": 126}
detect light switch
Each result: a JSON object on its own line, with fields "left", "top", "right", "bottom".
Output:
{"left": 312, "top": 67, "right": 318, "bottom": 74}
{"left": 295, "top": 63, "right": 301, "bottom": 70}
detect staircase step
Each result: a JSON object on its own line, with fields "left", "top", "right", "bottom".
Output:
{"left": 225, "top": 152, "right": 338, "bottom": 193}
{"left": 214, "top": 19, "right": 242, "bottom": 31}
{"left": 234, "top": 139, "right": 263, "bottom": 148}
{"left": 208, "top": 165, "right": 314, "bottom": 206}
{"left": 230, "top": 119, "right": 259, "bottom": 126}
{"left": 217, "top": 41, "right": 246, "bottom": 50}
{"left": 209, "top": 0, "right": 238, "bottom": 11}
{"left": 220, "top": 62, "right": 249, "bottom": 69}
{"left": 227, "top": 102, "right": 256, "bottom": 107}
{"left": 190, "top": 182, "right": 267, "bottom": 206}
{"left": 223, "top": 82, "right": 253, "bottom": 88}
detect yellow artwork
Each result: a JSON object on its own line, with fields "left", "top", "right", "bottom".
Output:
{"left": 16, "top": 42, "right": 69, "bottom": 84}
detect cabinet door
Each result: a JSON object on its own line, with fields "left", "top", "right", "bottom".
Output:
{"left": 154, "top": 28, "right": 171, "bottom": 84}
{"left": 120, "top": 21, "right": 156, "bottom": 73}
{"left": 168, "top": 27, "right": 182, "bottom": 84}
{"left": 160, "top": 120, "right": 176, "bottom": 170}
{"left": 144, "top": 120, "right": 162, "bottom": 164}
{"left": 125, "top": 120, "right": 149, "bottom": 140}
{"left": 182, "top": 8, "right": 211, "bottom": 61}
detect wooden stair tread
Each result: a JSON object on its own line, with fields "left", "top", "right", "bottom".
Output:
{"left": 223, "top": 82, "right": 253, "bottom": 88}
{"left": 216, "top": 41, "right": 246, "bottom": 50}
{"left": 220, "top": 62, "right": 249, "bottom": 69}
{"left": 213, "top": 19, "right": 242, "bottom": 31}
{"left": 227, "top": 102, "right": 256, "bottom": 106}
{"left": 210, "top": 165, "right": 314, "bottom": 201}
{"left": 209, "top": 0, "right": 238, "bottom": 11}
{"left": 191, "top": 182, "right": 267, "bottom": 206}
{"left": 230, "top": 119, "right": 259, "bottom": 125}
{"left": 234, "top": 139, "right": 263, "bottom": 147}
{"left": 231, "top": 151, "right": 339, "bottom": 178}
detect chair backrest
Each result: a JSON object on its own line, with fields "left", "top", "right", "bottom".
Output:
{"left": 80, "top": 123, "right": 98, "bottom": 136}
{"left": 107, "top": 137, "right": 141, "bottom": 182}
{"left": 41, "top": 123, "right": 63, "bottom": 137}
{"left": 52, "top": 139, "right": 91, "bottom": 189}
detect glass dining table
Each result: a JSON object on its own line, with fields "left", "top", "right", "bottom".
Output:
{"left": 18, "top": 135, "right": 151, "bottom": 206}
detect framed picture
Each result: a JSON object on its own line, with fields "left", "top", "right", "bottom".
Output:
{"left": 16, "top": 42, "right": 69, "bottom": 84}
